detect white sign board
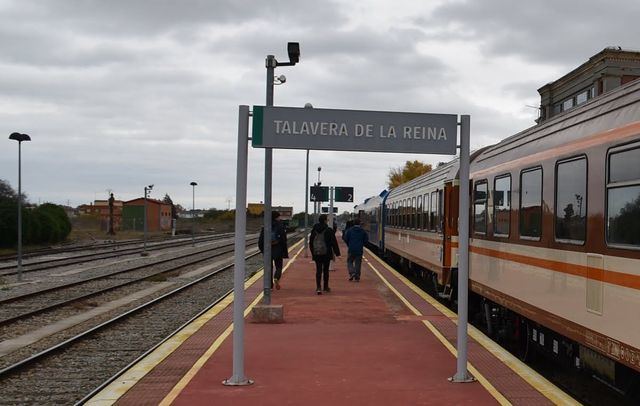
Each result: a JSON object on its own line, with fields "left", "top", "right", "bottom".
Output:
{"left": 252, "top": 106, "right": 458, "bottom": 154}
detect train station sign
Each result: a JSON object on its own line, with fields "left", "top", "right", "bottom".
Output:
{"left": 334, "top": 186, "right": 353, "bottom": 202}
{"left": 252, "top": 106, "right": 457, "bottom": 154}
{"left": 310, "top": 186, "right": 329, "bottom": 202}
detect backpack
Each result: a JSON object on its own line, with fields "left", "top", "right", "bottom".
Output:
{"left": 270, "top": 229, "right": 279, "bottom": 245}
{"left": 313, "top": 228, "right": 328, "bottom": 256}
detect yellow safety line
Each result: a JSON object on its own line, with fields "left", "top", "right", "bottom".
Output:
{"left": 86, "top": 238, "right": 304, "bottom": 405}
{"left": 366, "top": 249, "right": 581, "bottom": 406}
{"left": 365, "top": 260, "right": 511, "bottom": 406}
{"left": 159, "top": 243, "right": 305, "bottom": 406}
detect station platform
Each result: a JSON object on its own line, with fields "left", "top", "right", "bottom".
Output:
{"left": 87, "top": 237, "right": 579, "bottom": 405}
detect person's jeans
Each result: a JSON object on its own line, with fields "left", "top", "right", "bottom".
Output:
{"left": 315, "top": 259, "right": 330, "bottom": 290}
{"left": 273, "top": 257, "right": 283, "bottom": 280}
{"left": 347, "top": 253, "right": 363, "bottom": 279}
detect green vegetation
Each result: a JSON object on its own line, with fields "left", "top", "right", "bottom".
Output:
{"left": 0, "top": 179, "right": 72, "bottom": 248}
{"left": 387, "top": 160, "right": 433, "bottom": 189}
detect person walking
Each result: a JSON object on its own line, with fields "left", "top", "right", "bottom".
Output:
{"left": 258, "top": 211, "right": 288, "bottom": 290}
{"left": 310, "top": 214, "right": 340, "bottom": 295}
{"left": 342, "top": 218, "right": 368, "bottom": 281}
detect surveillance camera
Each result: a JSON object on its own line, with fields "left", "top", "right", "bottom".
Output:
{"left": 304, "top": 103, "right": 313, "bottom": 109}
{"left": 277, "top": 74, "right": 286, "bottom": 83}
{"left": 287, "top": 42, "right": 300, "bottom": 64}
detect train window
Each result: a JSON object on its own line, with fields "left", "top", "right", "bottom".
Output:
{"left": 493, "top": 175, "right": 511, "bottom": 237}
{"left": 391, "top": 203, "right": 395, "bottom": 226}
{"left": 430, "top": 191, "right": 438, "bottom": 231}
{"left": 607, "top": 146, "right": 640, "bottom": 247}
{"left": 438, "top": 190, "right": 443, "bottom": 232}
{"left": 412, "top": 197, "right": 417, "bottom": 228}
{"left": 403, "top": 199, "right": 407, "bottom": 228}
{"left": 609, "top": 147, "right": 640, "bottom": 183}
{"left": 417, "top": 195, "right": 423, "bottom": 230}
{"left": 555, "top": 157, "right": 587, "bottom": 243}
{"left": 423, "top": 193, "right": 429, "bottom": 230}
{"left": 519, "top": 167, "right": 543, "bottom": 239}
{"left": 474, "top": 181, "right": 488, "bottom": 234}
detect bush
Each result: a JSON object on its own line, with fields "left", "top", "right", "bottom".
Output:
{"left": 0, "top": 202, "right": 72, "bottom": 247}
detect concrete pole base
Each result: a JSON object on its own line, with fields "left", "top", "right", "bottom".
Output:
{"left": 222, "top": 378, "right": 254, "bottom": 386}
{"left": 251, "top": 304, "right": 284, "bottom": 323}
{"left": 448, "top": 374, "right": 476, "bottom": 383}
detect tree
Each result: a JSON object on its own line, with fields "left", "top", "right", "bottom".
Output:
{"left": 162, "top": 193, "right": 177, "bottom": 219}
{"left": 0, "top": 179, "right": 18, "bottom": 201}
{"left": 387, "top": 160, "right": 433, "bottom": 188}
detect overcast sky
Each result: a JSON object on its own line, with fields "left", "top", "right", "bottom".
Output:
{"left": 1, "top": 0, "right": 639, "bottom": 214}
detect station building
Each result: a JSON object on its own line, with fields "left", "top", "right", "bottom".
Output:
{"left": 122, "top": 198, "right": 172, "bottom": 232}
{"left": 538, "top": 47, "right": 640, "bottom": 122}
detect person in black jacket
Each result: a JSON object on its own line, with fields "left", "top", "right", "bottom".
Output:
{"left": 258, "top": 211, "right": 289, "bottom": 290}
{"left": 310, "top": 214, "right": 340, "bottom": 295}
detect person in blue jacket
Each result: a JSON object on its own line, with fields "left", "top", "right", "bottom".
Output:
{"left": 342, "top": 218, "right": 368, "bottom": 281}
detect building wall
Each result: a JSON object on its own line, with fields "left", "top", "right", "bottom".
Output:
{"left": 123, "top": 198, "right": 172, "bottom": 232}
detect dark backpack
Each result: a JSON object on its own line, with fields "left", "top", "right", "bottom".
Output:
{"left": 313, "top": 228, "right": 328, "bottom": 256}
{"left": 270, "top": 229, "right": 279, "bottom": 245}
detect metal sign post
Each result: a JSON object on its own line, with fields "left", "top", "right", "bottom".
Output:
{"left": 304, "top": 149, "right": 309, "bottom": 257}
{"left": 223, "top": 105, "right": 253, "bottom": 386}
{"left": 451, "top": 115, "right": 473, "bottom": 382}
{"left": 328, "top": 186, "right": 334, "bottom": 228}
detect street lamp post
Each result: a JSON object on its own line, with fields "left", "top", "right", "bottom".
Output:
{"left": 9, "top": 132, "right": 31, "bottom": 282}
{"left": 317, "top": 166, "right": 322, "bottom": 223}
{"left": 190, "top": 182, "right": 198, "bottom": 247}
{"left": 262, "top": 42, "right": 300, "bottom": 306}
{"left": 142, "top": 184, "right": 153, "bottom": 256}
{"left": 304, "top": 103, "right": 313, "bottom": 257}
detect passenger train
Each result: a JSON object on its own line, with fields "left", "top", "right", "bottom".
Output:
{"left": 355, "top": 76, "right": 640, "bottom": 394}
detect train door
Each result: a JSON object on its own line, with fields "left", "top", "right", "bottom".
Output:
{"left": 442, "top": 182, "right": 458, "bottom": 285}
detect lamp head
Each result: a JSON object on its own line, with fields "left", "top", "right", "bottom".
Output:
{"left": 9, "top": 132, "right": 31, "bottom": 142}
{"left": 190, "top": 181, "right": 198, "bottom": 186}
{"left": 287, "top": 42, "right": 300, "bottom": 64}
{"left": 148, "top": 184, "right": 154, "bottom": 190}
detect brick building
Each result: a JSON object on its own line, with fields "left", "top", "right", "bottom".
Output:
{"left": 122, "top": 198, "right": 172, "bottom": 232}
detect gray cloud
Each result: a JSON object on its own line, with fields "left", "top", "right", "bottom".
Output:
{"left": 1, "top": 0, "right": 637, "bottom": 214}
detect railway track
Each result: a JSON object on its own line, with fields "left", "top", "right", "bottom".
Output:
{"left": 0, "top": 232, "right": 240, "bottom": 277}
{"left": 0, "top": 233, "right": 301, "bottom": 405}
{"left": 0, "top": 232, "right": 232, "bottom": 263}
{"left": 0, "top": 236, "right": 259, "bottom": 330}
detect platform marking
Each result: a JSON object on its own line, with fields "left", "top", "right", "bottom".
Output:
{"left": 365, "top": 250, "right": 581, "bottom": 406}
{"left": 365, "top": 259, "right": 511, "bottom": 406}
{"left": 86, "top": 239, "right": 303, "bottom": 405}
{"left": 159, "top": 242, "right": 305, "bottom": 406}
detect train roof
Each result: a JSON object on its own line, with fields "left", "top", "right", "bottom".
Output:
{"left": 387, "top": 158, "right": 460, "bottom": 200}
{"left": 472, "top": 77, "right": 640, "bottom": 173}
{"left": 355, "top": 190, "right": 388, "bottom": 212}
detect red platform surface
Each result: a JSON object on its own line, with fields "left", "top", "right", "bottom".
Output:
{"left": 170, "top": 243, "right": 497, "bottom": 405}
{"left": 113, "top": 236, "right": 564, "bottom": 406}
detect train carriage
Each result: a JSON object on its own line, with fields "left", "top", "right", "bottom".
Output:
{"left": 468, "top": 77, "right": 640, "bottom": 384}
{"left": 357, "top": 74, "right": 640, "bottom": 392}
{"left": 383, "top": 160, "right": 461, "bottom": 287}
{"left": 355, "top": 190, "right": 388, "bottom": 251}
